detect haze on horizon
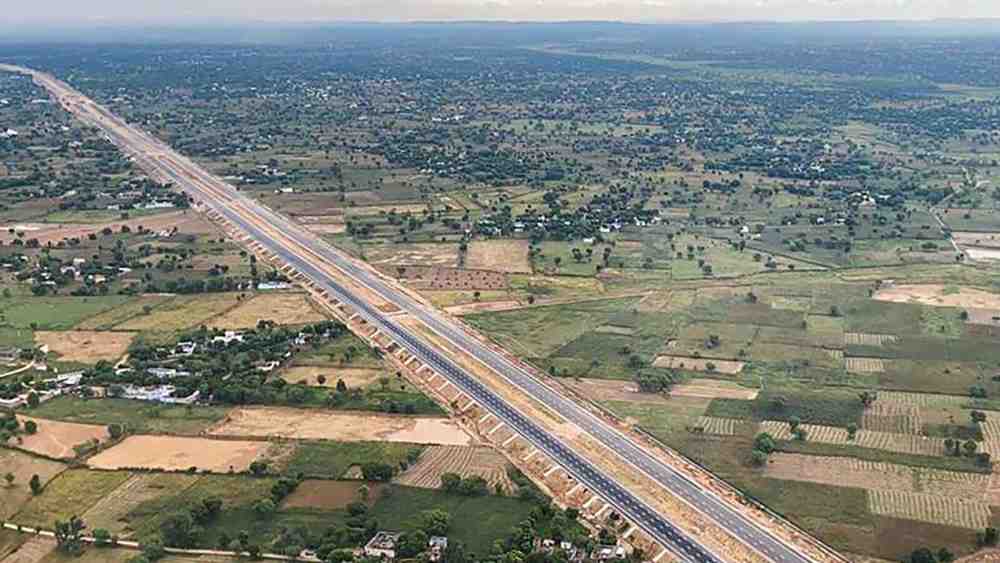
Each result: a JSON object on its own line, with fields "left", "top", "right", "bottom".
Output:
{"left": 2, "top": 0, "right": 1000, "bottom": 26}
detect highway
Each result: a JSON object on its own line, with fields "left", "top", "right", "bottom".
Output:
{"left": 17, "top": 66, "right": 823, "bottom": 563}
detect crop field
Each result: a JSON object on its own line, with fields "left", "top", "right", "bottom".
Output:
{"left": 206, "top": 292, "right": 328, "bottom": 329}
{"left": 0, "top": 450, "right": 66, "bottom": 520}
{"left": 861, "top": 403, "right": 922, "bottom": 435}
{"left": 209, "top": 407, "right": 472, "bottom": 445}
{"left": 86, "top": 435, "right": 271, "bottom": 472}
{"left": 14, "top": 469, "right": 133, "bottom": 529}
{"left": 1, "top": 535, "right": 54, "bottom": 562}
{"left": 81, "top": 472, "right": 202, "bottom": 536}
{"left": 34, "top": 330, "right": 135, "bottom": 364}
{"left": 845, "top": 357, "right": 886, "bottom": 373}
{"left": 845, "top": 332, "right": 898, "bottom": 347}
{"left": 764, "top": 454, "right": 990, "bottom": 501}
{"left": 28, "top": 397, "right": 231, "bottom": 434}
{"left": 694, "top": 416, "right": 740, "bottom": 436}
{"left": 12, "top": 415, "right": 110, "bottom": 459}
{"left": 867, "top": 490, "right": 991, "bottom": 529}
{"left": 395, "top": 445, "right": 515, "bottom": 491}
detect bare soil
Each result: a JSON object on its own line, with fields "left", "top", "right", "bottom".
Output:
{"left": 652, "top": 355, "right": 746, "bottom": 374}
{"left": 281, "top": 480, "right": 385, "bottom": 510}
{"left": 12, "top": 416, "right": 109, "bottom": 459}
{"left": 208, "top": 407, "right": 472, "bottom": 445}
{"left": 34, "top": 330, "right": 135, "bottom": 364}
{"left": 0, "top": 449, "right": 65, "bottom": 519}
{"left": 873, "top": 284, "right": 1000, "bottom": 309}
{"left": 466, "top": 240, "right": 532, "bottom": 273}
{"left": 86, "top": 435, "right": 269, "bottom": 472}
{"left": 0, "top": 210, "right": 215, "bottom": 245}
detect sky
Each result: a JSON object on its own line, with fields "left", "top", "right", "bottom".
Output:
{"left": 2, "top": 0, "right": 999, "bottom": 25}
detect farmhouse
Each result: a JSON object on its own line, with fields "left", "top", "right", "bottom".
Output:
{"left": 428, "top": 536, "right": 448, "bottom": 561}
{"left": 364, "top": 531, "right": 401, "bottom": 560}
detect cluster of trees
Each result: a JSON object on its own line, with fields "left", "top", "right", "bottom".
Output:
{"left": 440, "top": 473, "right": 491, "bottom": 496}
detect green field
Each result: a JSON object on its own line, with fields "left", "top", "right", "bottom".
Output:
{"left": 0, "top": 295, "right": 134, "bottom": 331}
{"left": 29, "top": 397, "right": 232, "bottom": 434}
{"left": 286, "top": 441, "right": 424, "bottom": 479}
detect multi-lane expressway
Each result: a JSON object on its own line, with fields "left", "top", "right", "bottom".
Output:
{"left": 15, "top": 65, "right": 828, "bottom": 563}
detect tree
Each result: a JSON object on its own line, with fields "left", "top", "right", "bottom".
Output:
{"left": 397, "top": 530, "right": 429, "bottom": 558}
{"left": 419, "top": 509, "right": 452, "bottom": 536}
{"left": 107, "top": 423, "right": 124, "bottom": 439}
{"left": 791, "top": 427, "right": 808, "bottom": 441}
{"left": 23, "top": 420, "right": 37, "bottom": 434}
{"left": 971, "top": 410, "right": 987, "bottom": 425}
{"left": 361, "top": 462, "right": 394, "bottom": 482}
{"left": 750, "top": 449, "right": 769, "bottom": 467}
{"left": 29, "top": 474, "right": 41, "bottom": 495}
{"left": 753, "top": 432, "right": 776, "bottom": 454}
{"left": 937, "top": 548, "right": 955, "bottom": 563}
{"left": 161, "top": 511, "right": 200, "bottom": 547}
{"left": 253, "top": 498, "right": 276, "bottom": 519}
{"left": 336, "top": 378, "right": 347, "bottom": 393}
{"left": 140, "top": 538, "right": 166, "bottom": 561}
{"left": 317, "top": 374, "right": 327, "bottom": 385}
{"left": 788, "top": 416, "right": 801, "bottom": 432}
{"left": 54, "top": 516, "right": 86, "bottom": 555}
{"left": 92, "top": 528, "right": 112, "bottom": 547}
{"left": 980, "top": 527, "right": 999, "bottom": 546}
{"left": 963, "top": 439, "right": 978, "bottom": 457}
{"left": 440, "top": 472, "right": 462, "bottom": 493}
{"left": 26, "top": 392, "right": 39, "bottom": 408}
{"left": 248, "top": 460, "right": 269, "bottom": 476}
{"left": 909, "top": 548, "right": 936, "bottom": 563}
{"left": 846, "top": 423, "right": 858, "bottom": 441}
{"left": 3, "top": 473, "right": 13, "bottom": 487}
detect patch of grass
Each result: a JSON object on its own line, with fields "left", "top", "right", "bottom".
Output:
{"left": 286, "top": 441, "right": 424, "bottom": 479}
{"left": 127, "top": 474, "right": 277, "bottom": 541}
{"left": 15, "top": 469, "right": 132, "bottom": 529}
{"left": 0, "top": 295, "right": 133, "bottom": 331}
{"left": 0, "top": 325, "right": 34, "bottom": 348}
{"left": 28, "top": 397, "right": 231, "bottom": 434}
{"left": 370, "top": 485, "right": 536, "bottom": 555}
{"left": 705, "top": 389, "right": 864, "bottom": 426}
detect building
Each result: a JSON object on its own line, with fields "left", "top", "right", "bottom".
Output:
{"left": 364, "top": 532, "right": 401, "bottom": 560}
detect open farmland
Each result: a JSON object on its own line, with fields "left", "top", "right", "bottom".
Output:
{"left": 395, "top": 445, "right": 515, "bottom": 491}
{"left": 208, "top": 407, "right": 472, "bottom": 445}
{"left": 80, "top": 472, "right": 202, "bottom": 536}
{"left": 115, "top": 293, "right": 242, "bottom": 331}
{"left": 466, "top": 240, "right": 532, "bottom": 273}
{"left": 12, "top": 416, "right": 109, "bottom": 459}
{"left": 873, "top": 284, "right": 1000, "bottom": 310}
{"left": 0, "top": 450, "right": 65, "bottom": 520}
{"left": 86, "top": 435, "right": 271, "bottom": 472}
{"left": 28, "top": 397, "right": 231, "bottom": 434}
{"left": 34, "top": 330, "right": 134, "bottom": 364}
{"left": 206, "top": 292, "right": 328, "bottom": 329}
{"left": 868, "top": 490, "right": 991, "bottom": 530}
{"left": 13, "top": 469, "right": 132, "bottom": 529}
{"left": 280, "top": 480, "right": 385, "bottom": 510}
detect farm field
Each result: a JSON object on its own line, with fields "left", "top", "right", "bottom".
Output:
{"left": 208, "top": 407, "right": 472, "bottom": 445}
{"left": 13, "top": 469, "right": 133, "bottom": 529}
{"left": 80, "top": 472, "right": 203, "bottom": 536}
{"left": 28, "top": 397, "right": 232, "bottom": 434}
{"left": 0, "top": 450, "right": 66, "bottom": 520}
{"left": 11, "top": 416, "right": 109, "bottom": 459}
{"left": 86, "top": 435, "right": 272, "bottom": 472}
{"left": 285, "top": 440, "right": 424, "bottom": 479}
{"left": 33, "top": 330, "right": 134, "bottom": 364}
{"left": 114, "top": 293, "right": 242, "bottom": 331}
{"left": 278, "top": 365, "right": 381, "bottom": 388}
{"left": 395, "top": 445, "right": 515, "bottom": 492}
{"left": 206, "top": 292, "right": 328, "bottom": 329}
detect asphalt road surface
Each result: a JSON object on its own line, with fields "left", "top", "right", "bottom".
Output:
{"left": 20, "top": 66, "right": 819, "bottom": 563}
